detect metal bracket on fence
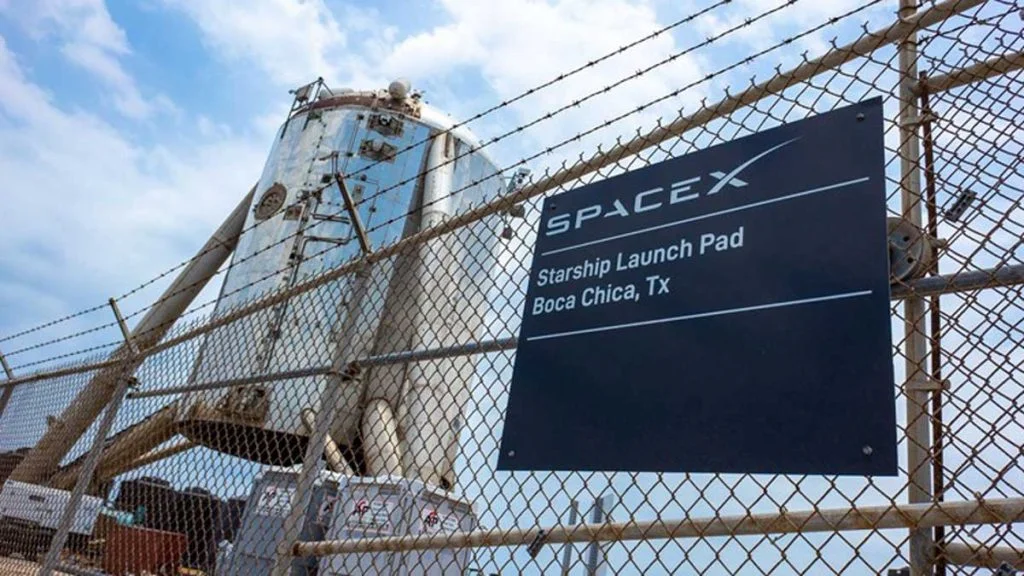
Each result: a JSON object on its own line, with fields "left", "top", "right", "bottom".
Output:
{"left": 338, "top": 360, "right": 361, "bottom": 382}
{"left": 905, "top": 378, "right": 949, "bottom": 392}
{"left": 943, "top": 189, "right": 977, "bottom": 223}
{"left": 899, "top": 111, "right": 939, "bottom": 127}
{"left": 109, "top": 297, "right": 140, "bottom": 355}
{"left": 527, "top": 529, "right": 549, "bottom": 559}
{"left": 39, "top": 297, "right": 139, "bottom": 576}
{"left": 0, "top": 347, "right": 15, "bottom": 420}
{"left": 995, "top": 562, "right": 1017, "bottom": 576}
{"left": 0, "top": 349, "right": 12, "bottom": 380}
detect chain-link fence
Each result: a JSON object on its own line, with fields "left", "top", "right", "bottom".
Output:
{"left": 0, "top": 0, "right": 1022, "bottom": 574}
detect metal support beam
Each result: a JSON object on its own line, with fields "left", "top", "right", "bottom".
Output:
{"left": 294, "top": 497, "right": 1024, "bottom": 558}
{"left": 125, "top": 338, "right": 518, "bottom": 399}
{"left": 112, "top": 438, "right": 196, "bottom": 478}
{"left": 941, "top": 542, "right": 1024, "bottom": 569}
{"left": 0, "top": 349, "right": 12, "bottom": 377}
{"left": 50, "top": 437, "right": 196, "bottom": 493}
{"left": 917, "top": 51, "right": 1024, "bottom": 95}
{"left": 898, "top": 0, "right": 934, "bottom": 573}
{"left": 109, "top": 298, "right": 138, "bottom": 354}
{"left": 9, "top": 186, "right": 255, "bottom": 485}
{"left": 585, "top": 495, "right": 612, "bottom": 576}
{"left": 301, "top": 408, "right": 354, "bottom": 475}
{"left": 271, "top": 265, "right": 373, "bottom": 576}
{"left": 560, "top": 500, "right": 580, "bottom": 576}
{"left": 40, "top": 299, "right": 137, "bottom": 576}
{"left": 48, "top": 402, "right": 181, "bottom": 491}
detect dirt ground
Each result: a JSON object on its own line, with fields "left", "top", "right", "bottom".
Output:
{"left": 0, "top": 557, "right": 73, "bottom": 575}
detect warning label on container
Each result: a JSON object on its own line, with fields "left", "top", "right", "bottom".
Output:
{"left": 421, "top": 508, "right": 459, "bottom": 534}
{"left": 344, "top": 498, "right": 395, "bottom": 534}
{"left": 256, "top": 485, "right": 295, "bottom": 515}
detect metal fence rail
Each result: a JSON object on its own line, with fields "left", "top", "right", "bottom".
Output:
{"left": 0, "top": 0, "right": 1022, "bottom": 575}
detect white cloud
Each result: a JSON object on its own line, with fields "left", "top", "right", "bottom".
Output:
{"left": 159, "top": 0, "right": 346, "bottom": 88}
{"left": 0, "top": 0, "right": 171, "bottom": 119}
{"left": 380, "top": 0, "right": 710, "bottom": 178}
{"left": 0, "top": 36, "right": 269, "bottom": 366}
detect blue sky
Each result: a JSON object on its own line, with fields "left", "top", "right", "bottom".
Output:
{"left": 0, "top": 0, "right": 919, "bottom": 371}
{"left": 0, "top": 0, "right": 1021, "bottom": 574}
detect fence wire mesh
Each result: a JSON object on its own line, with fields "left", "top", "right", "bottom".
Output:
{"left": 0, "top": 0, "right": 1022, "bottom": 574}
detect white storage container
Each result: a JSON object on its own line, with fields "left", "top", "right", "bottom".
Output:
{"left": 402, "top": 479, "right": 478, "bottom": 575}
{"left": 221, "top": 466, "right": 343, "bottom": 576}
{"left": 0, "top": 480, "right": 102, "bottom": 536}
{"left": 319, "top": 475, "right": 409, "bottom": 576}
{"left": 319, "top": 475, "right": 477, "bottom": 576}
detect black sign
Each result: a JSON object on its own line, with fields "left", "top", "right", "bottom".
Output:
{"left": 497, "top": 98, "right": 897, "bottom": 476}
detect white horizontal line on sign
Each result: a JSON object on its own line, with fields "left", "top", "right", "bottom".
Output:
{"left": 525, "top": 290, "right": 874, "bottom": 342}
{"left": 540, "top": 176, "right": 870, "bottom": 257}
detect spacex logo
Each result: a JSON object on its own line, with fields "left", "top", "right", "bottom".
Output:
{"left": 544, "top": 138, "right": 799, "bottom": 237}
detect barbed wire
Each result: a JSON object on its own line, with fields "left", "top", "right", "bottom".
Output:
{"left": 1, "top": 321, "right": 121, "bottom": 359}
{"left": 114, "top": 0, "right": 834, "bottom": 337}
{"left": 0, "top": 303, "right": 109, "bottom": 346}
{"left": 74, "top": 0, "right": 905, "bottom": 377}
{"left": 6, "top": 0, "right": 989, "bottom": 384}
{"left": 6, "top": 0, "right": 903, "bottom": 359}
{"left": 250, "top": 0, "right": 898, "bottom": 296}
{"left": 1, "top": 0, "right": 909, "bottom": 377}
{"left": 353, "top": 0, "right": 895, "bottom": 238}
{"left": 8, "top": 340, "right": 122, "bottom": 373}
{"left": 103, "top": 0, "right": 738, "bottom": 319}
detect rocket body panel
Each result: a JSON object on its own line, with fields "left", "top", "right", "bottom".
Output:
{"left": 177, "top": 89, "right": 505, "bottom": 481}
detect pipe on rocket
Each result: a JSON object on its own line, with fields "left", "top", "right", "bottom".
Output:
{"left": 10, "top": 186, "right": 256, "bottom": 485}
{"left": 361, "top": 398, "right": 401, "bottom": 476}
{"left": 398, "top": 132, "right": 471, "bottom": 489}
{"left": 301, "top": 408, "right": 354, "bottom": 475}
{"left": 355, "top": 163, "right": 429, "bottom": 478}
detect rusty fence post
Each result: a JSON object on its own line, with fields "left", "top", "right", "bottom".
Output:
{"left": 897, "top": 0, "right": 936, "bottom": 574}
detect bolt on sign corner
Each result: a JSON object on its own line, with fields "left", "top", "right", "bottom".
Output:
{"left": 498, "top": 97, "right": 898, "bottom": 476}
